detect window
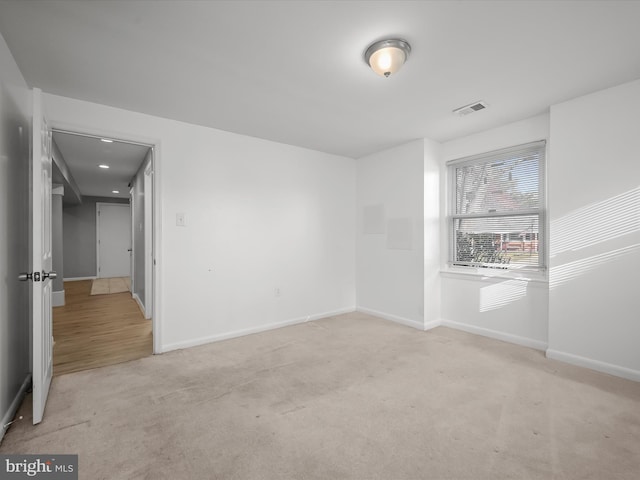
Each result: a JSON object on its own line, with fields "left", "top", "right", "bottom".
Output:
{"left": 448, "top": 140, "right": 546, "bottom": 271}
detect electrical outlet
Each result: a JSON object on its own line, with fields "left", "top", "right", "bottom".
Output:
{"left": 274, "top": 287, "right": 281, "bottom": 297}
{"left": 176, "top": 213, "right": 186, "bottom": 227}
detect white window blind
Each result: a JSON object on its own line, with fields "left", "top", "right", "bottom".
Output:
{"left": 448, "top": 140, "right": 546, "bottom": 271}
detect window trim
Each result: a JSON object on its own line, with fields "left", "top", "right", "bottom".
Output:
{"left": 447, "top": 140, "right": 547, "bottom": 273}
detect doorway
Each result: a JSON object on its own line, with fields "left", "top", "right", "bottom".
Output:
{"left": 50, "top": 129, "right": 156, "bottom": 374}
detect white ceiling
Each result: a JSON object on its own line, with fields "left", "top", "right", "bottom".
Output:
{"left": 1, "top": 1, "right": 640, "bottom": 158}
{"left": 53, "top": 132, "right": 149, "bottom": 199}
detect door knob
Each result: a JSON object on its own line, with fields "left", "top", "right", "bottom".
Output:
{"left": 18, "top": 272, "right": 33, "bottom": 281}
{"left": 42, "top": 271, "right": 57, "bottom": 280}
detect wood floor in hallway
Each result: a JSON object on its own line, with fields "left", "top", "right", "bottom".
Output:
{"left": 53, "top": 280, "right": 152, "bottom": 376}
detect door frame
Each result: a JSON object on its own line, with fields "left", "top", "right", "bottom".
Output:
{"left": 143, "top": 159, "right": 154, "bottom": 320}
{"left": 49, "top": 126, "right": 162, "bottom": 355}
{"left": 129, "top": 186, "right": 135, "bottom": 293}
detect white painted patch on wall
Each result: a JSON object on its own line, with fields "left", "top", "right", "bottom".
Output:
{"left": 363, "top": 204, "right": 385, "bottom": 234}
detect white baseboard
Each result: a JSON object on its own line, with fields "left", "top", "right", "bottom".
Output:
{"left": 132, "top": 293, "right": 146, "bottom": 317}
{"left": 546, "top": 349, "right": 640, "bottom": 383}
{"left": 161, "top": 307, "right": 356, "bottom": 353}
{"left": 441, "top": 319, "right": 548, "bottom": 351}
{"left": 357, "top": 306, "right": 427, "bottom": 331}
{"left": 424, "top": 319, "right": 443, "bottom": 331}
{"left": 307, "top": 307, "right": 355, "bottom": 322}
{"left": 63, "top": 276, "right": 96, "bottom": 282}
{"left": 1, "top": 375, "right": 31, "bottom": 444}
{"left": 52, "top": 290, "right": 65, "bottom": 307}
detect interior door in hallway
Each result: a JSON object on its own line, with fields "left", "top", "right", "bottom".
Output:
{"left": 97, "top": 203, "right": 131, "bottom": 278}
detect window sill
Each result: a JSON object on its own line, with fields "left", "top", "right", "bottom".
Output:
{"left": 440, "top": 266, "right": 548, "bottom": 284}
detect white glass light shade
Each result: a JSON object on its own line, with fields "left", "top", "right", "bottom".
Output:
{"left": 365, "top": 39, "right": 411, "bottom": 78}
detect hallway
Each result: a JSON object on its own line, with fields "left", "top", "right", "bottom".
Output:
{"left": 53, "top": 280, "right": 152, "bottom": 376}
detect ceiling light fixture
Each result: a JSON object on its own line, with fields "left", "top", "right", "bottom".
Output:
{"left": 101, "top": 138, "right": 113, "bottom": 143}
{"left": 98, "top": 164, "right": 110, "bottom": 169}
{"left": 112, "top": 190, "right": 120, "bottom": 194}
{"left": 364, "top": 39, "right": 411, "bottom": 78}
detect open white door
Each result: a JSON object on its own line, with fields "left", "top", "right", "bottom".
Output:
{"left": 31, "top": 88, "right": 54, "bottom": 424}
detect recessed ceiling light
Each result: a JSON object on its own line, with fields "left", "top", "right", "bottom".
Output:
{"left": 98, "top": 164, "right": 110, "bottom": 169}
{"left": 112, "top": 190, "right": 120, "bottom": 194}
{"left": 101, "top": 138, "right": 113, "bottom": 143}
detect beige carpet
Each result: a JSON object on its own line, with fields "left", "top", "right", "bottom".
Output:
{"left": 2, "top": 312, "right": 639, "bottom": 479}
{"left": 90, "top": 276, "right": 130, "bottom": 295}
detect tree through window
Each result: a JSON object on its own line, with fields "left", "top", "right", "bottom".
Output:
{"left": 448, "top": 141, "right": 546, "bottom": 271}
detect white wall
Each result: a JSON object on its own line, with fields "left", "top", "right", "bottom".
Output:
{"left": 44, "top": 93, "right": 356, "bottom": 352}
{"left": 356, "top": 139, "right": 426, "bottom": 329}
{"left": 440, "top": 114, "right": 550, "bottom": 350}
{"left": 0, "top": 31, "right": 31, "bottom": 441}
{"left": 424, "top": 139, "right": 442, "bottom": 329}
{"left": 548, "top": 79, "right": 640, "bottom": 381}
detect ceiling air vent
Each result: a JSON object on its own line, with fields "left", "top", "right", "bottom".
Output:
{"left": 453, "top": 101, "right": 488, "bottom": 116}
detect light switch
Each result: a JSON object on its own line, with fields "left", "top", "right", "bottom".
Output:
{"left": 176, "top": 213, "right": 186, "bottom": 226}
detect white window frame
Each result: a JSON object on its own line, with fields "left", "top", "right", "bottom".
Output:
{"left": 447, "top": 140, "right": 547, "bottom": 274}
